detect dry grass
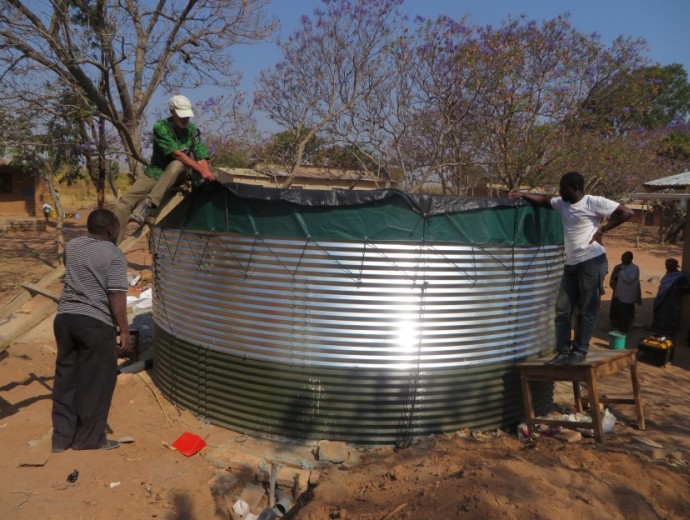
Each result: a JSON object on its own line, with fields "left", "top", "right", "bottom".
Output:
{"left": 45, "top": 176, "right": 130, "bottom": 211}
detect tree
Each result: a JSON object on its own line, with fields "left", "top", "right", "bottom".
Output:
{"left": 580, "top": 64, "right": 690, "bottom": 135}
{"left": 188, "top": 94, "right": 262, "bottom": 169}
{"left": 0, "top": 0, "right": 275, "bottom": 177}
{"left": 255, "top": 0, "right": 405, "bottom": 188}
{"left": 464, "top": 16, "right": 648, "bottom": 192}
{"left": 558, "top": 64, "right": 690, "bottom": 196}
{"left": 261, "top": 128, "right": 322, "bottom": 166}
{"left": 385, "top": 15, "right": 485, "bottom": 194}
{"left": 1, "top": 88, "right": 88, "bottom": 261}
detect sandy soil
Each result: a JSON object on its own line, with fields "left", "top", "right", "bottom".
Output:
{"left": 1, "top": 215, "right": 689, "bottom": 520}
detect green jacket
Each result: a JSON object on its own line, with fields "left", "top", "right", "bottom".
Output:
{"left": 144, "top": 118, "right": 210, "bottom": 180}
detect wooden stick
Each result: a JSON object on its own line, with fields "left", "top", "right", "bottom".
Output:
{"left": 0, "top": 299, "right": 56, "bottom": 354}
{"left": 20, "top": 282, "right": 60, "bottom": 303}
{"left": 136, "top": 372, "right": 174, "bottom": 429}
{"left": 381, "top": 503, "right": 407, "bottom": 520}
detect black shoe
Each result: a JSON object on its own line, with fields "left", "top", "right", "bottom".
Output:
{"left": 51, "top": 446, "right": 67, "bottom": 453}
{"left": 98, "top": 439, "right": 120, "bottom": 450}
{"left": 130, "top": 201, "right": 153, "bottom": 226}
{"left": 563, "top": 351, "right": 587, "bottom": 365}
{"left": 545, "top": 352, "right": 570, "bottom": 365}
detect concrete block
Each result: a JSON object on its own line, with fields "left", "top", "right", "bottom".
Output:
{"left": 206, "top": 447, "right": 264, "bottom": 475}
{"left": 316, "top": 440, "right": 350, "bottom": 463}
{"left": 255, "top": 465, "right": 311, "bottom": 494}
{"left": 556, "top": 429, "right": 582, "bottom": 443}
{"left": 208, "top": 470, "right": 241, "bottom": 495}
{"left": 240, "top": 482, "right": 266, "bottom": 511}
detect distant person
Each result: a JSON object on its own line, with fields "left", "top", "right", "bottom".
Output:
{"left": 42, "top": 202, "right": 53, "bottom": 222}
{"left": 113, "top": 95, "right": 216, "bottom": 244}
{"left": 608, "top": 251, "right": 641, "bottom": 333}
{"left": 51, "top": 209, "right": 133, "bottom": 452}
{"left": 510, "top": 171, "right": 634, "bottom": 365}
{"left": 652, "top": 258, "right": 689, "bottom": 339}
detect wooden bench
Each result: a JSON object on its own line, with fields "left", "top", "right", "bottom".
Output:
{"left": 516, "top": 349, "right": 645, "bottom": 443}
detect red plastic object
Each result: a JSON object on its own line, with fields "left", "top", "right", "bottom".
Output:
{"left": 171, "top": 432, "right": 206, "bottom": 457}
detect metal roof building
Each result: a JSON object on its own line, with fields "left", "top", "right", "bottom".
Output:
{"left": 643, "top": 171, "right": 690, "bottom": 191}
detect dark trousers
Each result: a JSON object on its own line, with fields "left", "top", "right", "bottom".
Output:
{"left": 52, "top": 314, "right": 118, "bottom": 450}
{"left": 555, "top": 254, "right": 607, "bottom": 355}
{"left": 610, "top": 297, "right": 635, "bottom": 333}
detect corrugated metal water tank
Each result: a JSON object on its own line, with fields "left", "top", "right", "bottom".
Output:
{"left": 151, "top": 183, "right": 563, "bottom": 446}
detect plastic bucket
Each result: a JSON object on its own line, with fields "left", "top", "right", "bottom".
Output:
{"left": 608, "top": 330, "right": 626, "bottom": 350}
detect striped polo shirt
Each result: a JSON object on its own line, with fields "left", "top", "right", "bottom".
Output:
{"left": 58, "top": 235, "right": 128, "bottom": 327}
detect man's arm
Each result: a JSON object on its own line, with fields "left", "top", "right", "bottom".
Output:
{"left": 109, "top": 290, "right": 132, "bottom": 354}
{"left": 591, "top": 204, "right": 634, "bottom": 244}
{"left": 508, "top": 191, "right": 553, "bottom": 209}
{"left": 170, "top": 150, "right": 216, "bottom": 181}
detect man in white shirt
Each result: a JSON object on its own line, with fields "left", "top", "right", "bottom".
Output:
{"left": 511, "top": 172, "right": 634, "bottom": 364}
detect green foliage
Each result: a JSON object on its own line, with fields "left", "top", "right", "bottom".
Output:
{"left": 213, "top": 149, "right": 253, "bottom": 168}
{"left": 648, "top": 64, "right": 690, "bottom": 127}
{"left": 265, "top": 128, "right": 321, "bottom": 165}
{"left": 658, "top": 129, "right": 690, "bottom": 162}
{"left": 580, "top": 64, "right": 690, "bottom": 135}
{"left": 0, "top": 87, "right": 87, "bottom": 184}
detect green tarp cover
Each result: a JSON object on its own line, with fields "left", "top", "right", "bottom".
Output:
{"left": 158, "top": 183, "right": 563, "bottom": 246}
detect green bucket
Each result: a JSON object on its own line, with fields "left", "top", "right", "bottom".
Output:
{"left": 608, "top": 330, "right": 626, "bottom": 350}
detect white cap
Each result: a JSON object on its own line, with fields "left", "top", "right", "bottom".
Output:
{"left": 169, "top": 95, "right": 194, "bottom": 118}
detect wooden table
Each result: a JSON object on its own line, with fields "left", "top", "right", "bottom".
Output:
{"left": 516, "top": 349, "right": 645, "bottom": 443}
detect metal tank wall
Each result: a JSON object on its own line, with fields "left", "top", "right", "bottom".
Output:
{"left": 151, "top": 227, "right": 562, "bottom": 446}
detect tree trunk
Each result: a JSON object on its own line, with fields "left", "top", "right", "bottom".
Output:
{"left": 44, "top": 174, "right": 65, "bottom": 265}
{"left": 96, "top": 115, "right": 107, "bottom": 208}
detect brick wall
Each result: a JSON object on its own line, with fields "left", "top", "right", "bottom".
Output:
{"left": 0, "top": 166, "right": 40, "bottom": 217}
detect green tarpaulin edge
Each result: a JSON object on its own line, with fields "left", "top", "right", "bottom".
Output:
{"left": 158, "top": 183, "right": 563, "bottom": 246}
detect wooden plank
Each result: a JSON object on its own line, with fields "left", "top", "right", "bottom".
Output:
{"left": 20, "top": 282, "right": 60, "bottom": 303}
{"left": 0, "top": 193, "right": 184, "bottom": 353}
{"left": 0, "top": 299, "right": 57, "bottom": 354}
{"left": 630, "top": 362, "right": 646, "bottom": 430}
{"left": 0, "top": 265, "right": 64, "bottom": 322}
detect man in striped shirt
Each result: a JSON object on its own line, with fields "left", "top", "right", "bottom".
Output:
{"left": 51, "top": 209, "right": 133, "bottom": 452}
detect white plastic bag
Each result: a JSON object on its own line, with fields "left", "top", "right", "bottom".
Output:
{"left": 601, "top": 408, "right": 617, "bottom": 434}
{"left": 563, "top": 408, "right": 616, "bottom": 436}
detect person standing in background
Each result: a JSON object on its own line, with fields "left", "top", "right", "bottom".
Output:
{"left": 42, "top": 201, "right": 53, "bottom": 222}
{"left": 51, "top": 209, "right": 133, "bottom": 452}
{"left": 609, "top": 251, "right": 641, "bottom": 333}
{"left": 652, "top": 258, "right": 690, "bottom": 339}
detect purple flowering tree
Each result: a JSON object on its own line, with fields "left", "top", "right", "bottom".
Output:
{"left": 384, "top": 15, "right": 485, "bottom": 194}
{"left": 255, "top": 0, "right": 406, "bottom": 188}
{"left": 466, "top": 16, "right": 648, "bottom": 191}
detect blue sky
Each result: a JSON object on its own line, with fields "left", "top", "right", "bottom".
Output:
{"left": 233, "top": 0, "right": 690, "bottom": 99}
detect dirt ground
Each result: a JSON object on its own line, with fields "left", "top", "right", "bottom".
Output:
{"left": 1, "top": 214, "right": 690, "bottom": 520}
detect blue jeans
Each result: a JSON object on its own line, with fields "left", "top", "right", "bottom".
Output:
{"left": 555, "top": 254, "right": 607, "bottom": 355}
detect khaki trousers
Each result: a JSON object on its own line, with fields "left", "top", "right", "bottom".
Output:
{"left": 113, "top": 161, "right": 188, "bottom": 244}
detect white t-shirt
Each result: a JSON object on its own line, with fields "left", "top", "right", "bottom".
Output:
{"left": 551, "top": 195, "right": 620, "bottom": 265}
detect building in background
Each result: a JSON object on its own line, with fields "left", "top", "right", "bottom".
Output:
{"left": 0, "top": 160, "right": 47, "bottom": 232}
{"left": 218, "top": 164, "right": 398, "bottom": 191}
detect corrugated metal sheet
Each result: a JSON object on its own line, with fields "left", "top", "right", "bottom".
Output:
{"left": 643, "top": 171, "right": 690, "bottom": 188}
{"left": 151, "top": 228, "right": 561, "bottom": 445}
